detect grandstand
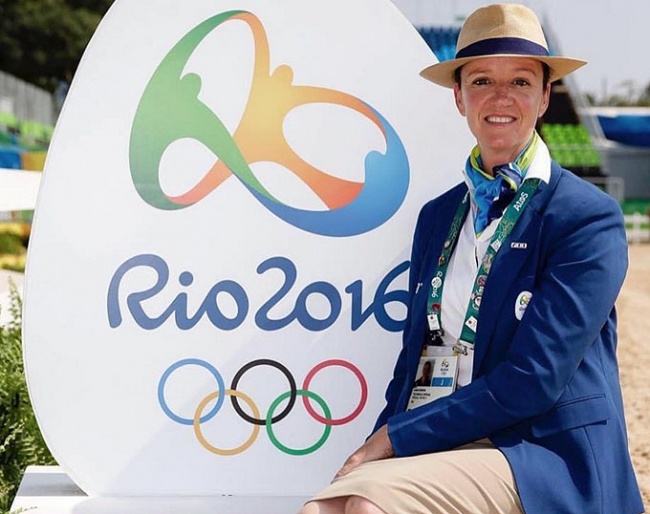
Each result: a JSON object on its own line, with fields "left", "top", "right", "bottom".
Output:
{"left": 0, "top": 71, "right": 54, "bottom": 173}
{"left": 0, "top": 71, "right": 53, "bottom": 237}
{"left": 0, "top": 113, "right": 52, "bottom": 171}
{"left": 539, "top": 123, "right": 601, "bottom": 174}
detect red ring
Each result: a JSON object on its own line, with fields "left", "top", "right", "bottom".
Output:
{"left": 302, "top": 359, "right": 368, "bottom": 426}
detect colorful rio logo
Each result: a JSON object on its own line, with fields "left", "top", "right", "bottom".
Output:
{"left": 158, "top": 358, "right": 368, "bottom": 456}
{"left": 129, "top": 10, "right": 409, "bottom": 237}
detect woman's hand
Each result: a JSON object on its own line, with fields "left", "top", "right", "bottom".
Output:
{"left": 334, "top": 424, "right": 394, "bottom": 478}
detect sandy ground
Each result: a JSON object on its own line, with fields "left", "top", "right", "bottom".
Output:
{"left": 619, "top": 244, "right": 650, "bottom": 509}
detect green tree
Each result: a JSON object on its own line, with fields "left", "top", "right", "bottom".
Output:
{"left": 637, "top": 82, "right": 650, "bottom": 107}
{"left": 586, "top": 80, "right": 650, "bottom": 107}
{"left": 0, "top": 0, "right": 114, "bottom": 92}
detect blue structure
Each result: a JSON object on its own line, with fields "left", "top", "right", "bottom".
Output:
{"left": 417, "top": 26, "right": 461, "bottom": 63}
{"left": 594, "top": 111, "right": 650, "bottom": 148}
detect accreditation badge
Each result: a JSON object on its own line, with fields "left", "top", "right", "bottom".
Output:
{"left": 407, "top": 346, "right": 459, "bottom": 411}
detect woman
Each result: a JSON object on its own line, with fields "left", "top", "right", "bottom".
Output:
{"left": 300, "top": 4, "right": 644, "bottom": 514}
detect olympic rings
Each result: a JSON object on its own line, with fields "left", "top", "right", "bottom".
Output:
{"left": 230, "top": 359, "right": 296, "bottom": 425}
{"left": 266, "top": 390, "right": 331, "bottom": 456}
{"left": 158, "top": 357, "right": 367, "bottom": 456}
{"left": 302, "top": 359, "right": 368, "bottom": 426}
{"left": 158, "top": 358, "right": 225, "bottom": 426}
{"left": 194, "top": 389, "right": 260, "bottom": 456}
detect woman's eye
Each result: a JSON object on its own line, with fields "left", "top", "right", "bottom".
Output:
{"left": 473, "top": 78, "right": 490, "bottom": 86}
{"left": 513, "top": 78, "right": 530, "bottom": 87}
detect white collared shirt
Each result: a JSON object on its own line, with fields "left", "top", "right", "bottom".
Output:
{"left": 439, "top": 144, "right": 551, "bottom": 386}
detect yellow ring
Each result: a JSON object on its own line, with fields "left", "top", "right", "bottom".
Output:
{"left": 193, "top": 389, "right": 260, "bottom": 456}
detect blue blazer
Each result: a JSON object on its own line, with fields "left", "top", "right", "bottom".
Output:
{"left": 373, "top": 162, "right": 644, "bottom": 514}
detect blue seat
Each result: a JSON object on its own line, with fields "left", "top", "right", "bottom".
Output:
{"left": 418, "top": 26, "right": 461, "bottom": 63}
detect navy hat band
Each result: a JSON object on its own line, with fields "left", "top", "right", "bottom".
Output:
{"left": 456, "top": 37, "right": 549, "bottom": 59}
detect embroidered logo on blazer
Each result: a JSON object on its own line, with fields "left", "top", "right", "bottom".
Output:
{"left": 515, "top": 291, "right": 533, "bottom": 320}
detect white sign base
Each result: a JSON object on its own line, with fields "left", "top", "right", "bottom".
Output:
{"left": 11, "top": 466, "right": 309, "bottom": 514}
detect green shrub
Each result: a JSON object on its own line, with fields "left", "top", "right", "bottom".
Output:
{"left": 0, "top": 283, "right": 56, "bottom": 514}
{"left": 0, "top": 235, "right": 25, "bottom": 257}
{"left": 0, "top": 256, "right": 26, "bottom": 274}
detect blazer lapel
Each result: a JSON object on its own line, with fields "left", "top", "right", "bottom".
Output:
{"left": 472, "top": 168, "right": 561, "bottom": 376}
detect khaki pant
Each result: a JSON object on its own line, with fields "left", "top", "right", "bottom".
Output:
{"left": 308, "top": 440, "right": 524, "bottom": 514}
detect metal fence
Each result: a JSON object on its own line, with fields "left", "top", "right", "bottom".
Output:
{"left": 625, "top": 212, "right": 650, "bottom": 244}
{"left": 0, "top": 71, "right": 55, "bottom": 126}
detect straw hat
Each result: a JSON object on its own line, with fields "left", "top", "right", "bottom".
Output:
{"left": 420, "top": 3, "right": 587, "bottom": 88}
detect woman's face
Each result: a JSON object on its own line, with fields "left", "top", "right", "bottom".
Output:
{"left": 453, "top": 57, "right": 551, "bottom": 168}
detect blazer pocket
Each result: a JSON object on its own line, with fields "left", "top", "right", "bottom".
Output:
{"left": 530, "top": 394, "right": 610, "bottom": 438}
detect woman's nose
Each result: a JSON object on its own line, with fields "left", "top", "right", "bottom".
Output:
{"left": 493, "top": 85, "right": 512, "bottom": 103}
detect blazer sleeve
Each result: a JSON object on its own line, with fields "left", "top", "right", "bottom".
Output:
{"left": 386, "top": 178, "right": 629, "bottom": 456}
{"left": 370, "top": 203, "right": 429, "bottom": 433}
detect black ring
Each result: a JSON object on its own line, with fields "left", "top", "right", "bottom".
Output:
{"left": 230, "top": 359, "right": 297, "bottom": 425}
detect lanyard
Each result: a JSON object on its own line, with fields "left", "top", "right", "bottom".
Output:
{"left": 426, "top": 178, "right": 541, "bottom": 354}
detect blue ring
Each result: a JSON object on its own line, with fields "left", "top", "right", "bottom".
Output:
{"left": 158, "top": 358, "right": 225, "bottom": 426}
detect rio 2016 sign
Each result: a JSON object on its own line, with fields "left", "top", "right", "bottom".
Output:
{"left": 22, "top": 0, "right": 470, "bottom": 499}
{"left": 107, "top": 254, "right": 409, "bottom": 332}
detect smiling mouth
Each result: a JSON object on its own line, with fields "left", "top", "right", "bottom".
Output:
{"left": 486, "top": 116, "right": 515, "bottom": 124}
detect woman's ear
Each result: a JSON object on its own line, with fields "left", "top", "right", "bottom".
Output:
{"left": 538, "top": 83, "right": 551, "bottom": 118}
{"left": 454, "top": 83, "right": 466, "bottom": 117}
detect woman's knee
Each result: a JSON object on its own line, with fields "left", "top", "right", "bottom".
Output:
{"left": 299, "top": 497, "right": 347, "bottom": 514}
{"left": 345, "top": 495, "right": 386, "bottom": 514}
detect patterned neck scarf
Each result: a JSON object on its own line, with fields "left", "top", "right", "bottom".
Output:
{"left": 464, "top": 131, "right": 540, "bottom": 234}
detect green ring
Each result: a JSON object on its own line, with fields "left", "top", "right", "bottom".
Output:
{"left": 266, "top": 389, "right": 331, "bottom": 456}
